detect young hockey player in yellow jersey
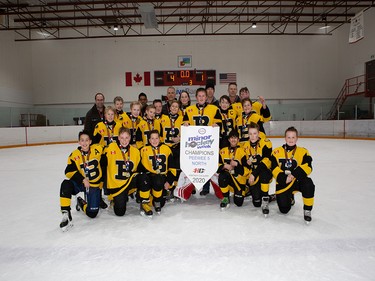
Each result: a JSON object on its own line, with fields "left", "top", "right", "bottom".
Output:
{"left": 139, "top": 130, "right": 177, "bottom": 214}
{"left": 113, "top": 96, "right": 126, "bottom": 123}
{"left": 217, "top": 130, "right": 249, "bottom": 210}
{"left": 92, "top": 106, "right": 121, "bottom": 147}
{"left": 59, "top": 130, "right": 104, "bottom": 231}
{"left": 136, "top": 105, "right": 162, "bottom": 149}
{"left": 236, "top": 98, "right": 266, "bottom": 147}
{"left": 183, "top": 87, "right": 222, "bottom": 127}
{"left": 231, "top": 87, "right": 272, "bottom": 123}
{"left": 270, "top": 126, "right": 315, "bottom": 223}
{"left": 159, "top": 100, "right": 183, "bottom": 153}
{"left": 103, "top": 127, "right": 152, "bottom": 217}
{"left": 122, "top": 101, "right": 142, "bottom": 146}
{"left": 218, "top": 95, "right": 237, "bottom": 149}
{"left": 243, "top": 122, "right": 273, "bottom": 216}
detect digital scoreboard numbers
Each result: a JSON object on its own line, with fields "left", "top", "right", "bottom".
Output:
{"left": 154, "top": 70, "right": 216, "bottom": 86}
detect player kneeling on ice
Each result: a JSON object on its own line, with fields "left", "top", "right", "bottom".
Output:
{"left": 59, "top": 130, "right": 105, "bottom": 231}
{"left": 103, "top": 127, "right": 152, "bottom": 217}
{"left": 217, "top": 130, "right": 249, "bottom": 210}
{"left": 243, "top": 122, "right": 273, "bottom": 216}
{"left": 139, "top": 130, "right": 177, "bottom": 215}
{"left": 270, "top": 126, "right": 315, "bottom": 223}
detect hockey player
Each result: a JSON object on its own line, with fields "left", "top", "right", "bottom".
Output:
{"left": 92, "top": 106, "right": 121, "bottom": 147}
{"left": 217, "top": 130, "right": 249, "bottom": 210}
{"left": 103, "top": 127, "right": 152, "bottom": 217}
{"left": 122, "top": 101, "right": 142, "bottom": 146}
{"left": 135, "top": 105, "right": 162, "bottom": 149}
{"left": 159, "top": 101, "right": 183, "bottom": 153}
{"left": 218, "top": 95, "right": 237, "bottom": 149}
{"left": 113, "top": 96, "right": 126, "bottom": 123}
{"left": 183, "top": 87, "right": 222, "bottom": 127}
{"left": 231, "top": 87, "right": 272, "bottom": 123}
{"left": 59, "top": 130, "right": 104, "bottom": 231}
{"left": 139, "top": 130, "right": 177, "bottom": 214}
{"left": 243, "top": 122, "right": 273, "bottom": 215}
{"left": 236, "top": 98, "right": 266, "bottom": 147}
{"left": 270, "top": 126, "right": 315, "bottom": 223}
{"left": 182, "top": 87, "right": 222, "bottom": 196}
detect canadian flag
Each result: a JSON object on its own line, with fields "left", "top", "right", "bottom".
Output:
{"left": 125, "top": 72, "right": 151, "bottom": 87}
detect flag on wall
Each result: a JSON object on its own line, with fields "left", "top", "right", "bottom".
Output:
{"left": 219, "top": 73, "right": 237, "bottom": 84}
{"left": 349, "top": 10, "right": 364, "bottom": 44}
{"left": 125, "top": 72, "right": 151, "bottom": 86}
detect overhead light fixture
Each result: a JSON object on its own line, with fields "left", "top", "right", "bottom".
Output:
{"left": 319, "top": 25, "right": 331, "bottom": 30}
{"left": 252, "top": 22, "right": 257, "bottom": 29}
{"left": 113, "top": 25, "right": 119, "bottom": 31}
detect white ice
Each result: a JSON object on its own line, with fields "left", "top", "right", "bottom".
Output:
{"left": 0, "top": 138, "right": 375, "bottom": 281}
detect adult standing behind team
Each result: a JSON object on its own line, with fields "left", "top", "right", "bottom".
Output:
{"left": 84, "top": 93, "right": 106, "bottom": 135}
{"left": 162, "top": 86, "right": 177, "bottom": 115}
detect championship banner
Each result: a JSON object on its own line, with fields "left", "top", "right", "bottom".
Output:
{"left": 349, "top": 10, "right": 364, "bottom": 44}
{"left": 180, "top": 126, "right": 220, "bottom": 190}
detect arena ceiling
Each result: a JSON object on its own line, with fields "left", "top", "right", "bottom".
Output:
{"left": 0, "top": 1, "right": 374, "bottom": 41}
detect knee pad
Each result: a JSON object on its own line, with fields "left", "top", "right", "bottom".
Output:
{"left": 218, "top": 172, "right": 230, "bottom": 187}
{"left": 114, "top": 206, "right": 126, "bottom": 217}
{"left": 86, "top": 209, "right": 99, "bottom": 218}
{"left": 252, "top": 199, "right": 261, "bottom": 208}
{"left": 60, "top": 179, "right": 74, "bottom": 197}
{"left": 279, "top": 206, "right": 291, "bottom": 214}
{"left": 233, "top": 194, "right": 244, "bottom": 207}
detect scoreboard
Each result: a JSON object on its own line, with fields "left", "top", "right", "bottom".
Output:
{"left": 154, "top": 70, "right": 216, "bottom": 86}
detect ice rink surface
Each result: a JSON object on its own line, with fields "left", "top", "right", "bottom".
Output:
{"left": 0, "top": 138, "right": 375, "bottom": 281}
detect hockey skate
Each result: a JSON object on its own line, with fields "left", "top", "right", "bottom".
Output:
{"left": 140, "top": 200, "right": 153, "bottom": 218}
{"left": 154, "top": 201, "right": 161, "bottom": 215}
{"left": 60, "top": 210, "right": 73, "bottom": 232}
{"left": 76, "top": 196, "right": 86, "bottom": 211}
{"left": 261, "top": 196, "right": 270, "bottom": 217}
{"left": 304, "top": 210, "right": 312, "bottom": 224}
{"left": 220, "top": 197, "right": 230, "bottom": 211}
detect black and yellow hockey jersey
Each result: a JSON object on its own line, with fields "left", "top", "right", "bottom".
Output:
{"left": 114, "top": 110, "right": 126, "bottom": 124}
{"left": 65, "top": 144, "right": 104, "bottom": 188}
{"left": 103, "top": 141, "right": 141, "bottom": 199}
{"left": 183, "top": 103, "right": 222, "bottom": 126}
{"left": 159, "top": 113, "right": 184, "bottom": 146}
{"left": 236, "top": 112, "right": 266, "bottom": 146}
{"left": 270, "top": 144, "right": 313, "bottom": 193}
{"left": 135, "top": 118, "right": 162, "bottom": 149}
{"left": 243, "top": 138, "right": 272, "bottom": 180}
{"left": 122, "top": 113, "right": 142, "bottom": 145}
{"left": 217, "top": 145, "right": 249, "bottom": 185}
{"left": 93, "top": 121, "right": 121, "bottom": 147}
{"left": 140, "top": 144, "right": 175, "bottom": 175}
{"left": 219, "top": 107, "right": 237, "bottom": 139}
{"left": 232, "top": 101, "right": 272, "bottom": 123}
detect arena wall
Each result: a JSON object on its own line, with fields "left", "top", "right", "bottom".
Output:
{"left": 1, "top": 120, "right": 374, "bottom": 148}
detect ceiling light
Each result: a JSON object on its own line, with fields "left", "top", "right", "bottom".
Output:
{"left": 251, "top": 22, "right": 257, "bottom": 29}
{"left": 113, "top": 25, "right": 119, "bottom": 31}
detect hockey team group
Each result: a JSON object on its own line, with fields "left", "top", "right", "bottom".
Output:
{"left": 59, "top": 83, "right": 315, "bottom": 231}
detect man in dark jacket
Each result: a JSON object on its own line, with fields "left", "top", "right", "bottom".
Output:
{"left": 84, "top": 93, "right": 105, "bottom": 135}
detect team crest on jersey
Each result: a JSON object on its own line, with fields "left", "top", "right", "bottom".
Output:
{"left": 99, "top": 129, "right": 105, "bottom": 133}
{"left": 110, "top": 150, "right": 116, "bottom": 154}
{"left": 74, "top": 156, "right": 80, "bottom": 161}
